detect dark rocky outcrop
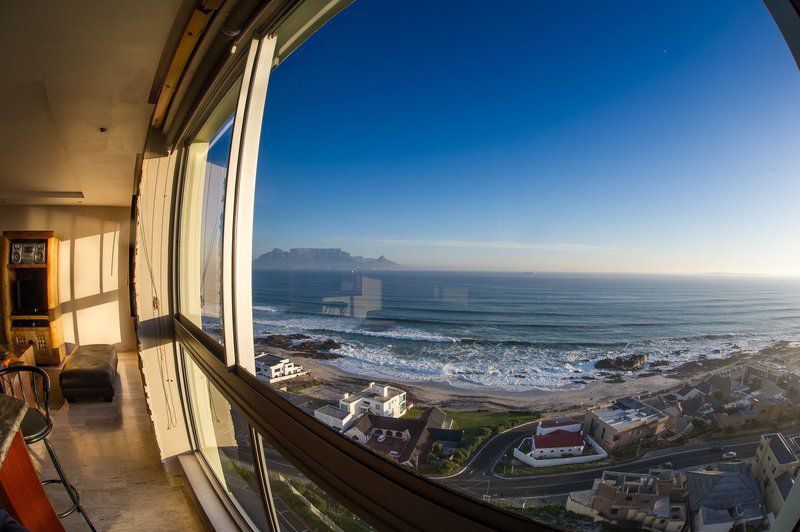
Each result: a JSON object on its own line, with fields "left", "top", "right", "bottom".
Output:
{"left": 595, "top": 353, "right": 648, "bottom": 371}
{"left": 254, "top": 334, "right": 343, "bottom": 359}
{"left": 254, "top": 333, "right": 310, "bottom": 349}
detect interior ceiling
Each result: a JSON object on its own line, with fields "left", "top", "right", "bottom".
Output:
{"left": 0, "top": 1, "right": 187, "bottom": 206}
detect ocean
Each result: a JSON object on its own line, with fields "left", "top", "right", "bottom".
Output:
{"left": 251, "top": 271, "right": 800, "bottom": 391}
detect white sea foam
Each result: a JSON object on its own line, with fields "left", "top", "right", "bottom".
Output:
{"left": 251, "top": 310, "right": 795, "bottom": 391}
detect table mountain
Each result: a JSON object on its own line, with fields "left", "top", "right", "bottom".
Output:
{"left": 253, "top": 248, "right": 401, "bottom": 270}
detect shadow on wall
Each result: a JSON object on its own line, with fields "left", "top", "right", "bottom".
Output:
{"left": 0, "top": 205, "right": 135, "bottom": 351}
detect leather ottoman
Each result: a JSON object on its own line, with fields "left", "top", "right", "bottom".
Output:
{"left": 60, "top": 344, "right": 118, "bottom": 403}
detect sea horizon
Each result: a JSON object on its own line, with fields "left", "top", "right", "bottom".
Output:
{"left": 250, "top": 270, "right": 800, "bottom": 391}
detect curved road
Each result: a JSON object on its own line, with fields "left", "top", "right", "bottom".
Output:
{"left": 440, "top": 423, "right": 800, "bottom": 500}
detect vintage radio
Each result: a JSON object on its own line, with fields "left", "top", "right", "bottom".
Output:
{"left": 10, "top": 240, "right": 46, "bottom": 264}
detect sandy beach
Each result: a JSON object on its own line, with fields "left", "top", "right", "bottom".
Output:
{"left": 298, "top": 355, "right": 680, "bottom": 411}
{"left": 261, "top": 341, "right": 800, "bottom": 413}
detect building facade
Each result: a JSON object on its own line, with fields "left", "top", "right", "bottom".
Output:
{"left": 339, "top": 382, "right": 407, "bottom": 418}
{"left": 530, "top": 430, "right": 585, "bottom": 458}
{"left": 751, "top": 433, "right": 800, "bottom": 516}
{"left": 566, "top": 468, "right": 687, "bottom": 531}
{"left": 583, "top": 397, "right": 668, "bottom": 452}
{"left": 254, "top": 353, "right": 306, "bottom": 384}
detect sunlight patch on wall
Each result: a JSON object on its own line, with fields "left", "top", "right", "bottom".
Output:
{"left": 59, "top": 238, "right": 72, "bottom": 303}
{"left": 76, "top": 301, "right": 121, "bottom": 345}
{"left": 73, "top": 234, "right": 102, "bottom": 299}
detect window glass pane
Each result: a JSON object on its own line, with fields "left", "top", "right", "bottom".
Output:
{"left": 260, "top": 438, "right": 374, "bottom": 531}
{"left": 245, "top": 1, "right": 800, "bottom": 530}
{"left": 179, "top": 81, "right": 241, "bottom": 347}
{"left": 184, "top": 354, "right": 269, "bottom": 529}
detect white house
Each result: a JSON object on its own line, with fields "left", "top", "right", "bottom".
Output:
{"left": 314, "top": 405, "right": 356, "bottom": 431}
{"left": 530, "top": 429, "right": 585, "bottom": 458}
{"left": 536, "top": 419, "right": 582, "bottom": 435}
{"left": 339, "top": 382, "right": 407, "bottom": 418}
{"left": 254, "top": 353, "right": 307, "bottom": 384}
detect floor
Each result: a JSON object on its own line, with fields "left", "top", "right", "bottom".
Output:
{"left": 29, "top": 351, "right": 203, "bottom": 531}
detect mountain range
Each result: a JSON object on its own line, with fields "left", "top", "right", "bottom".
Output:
{"left": 253, "top": 248, "right": 402, "bottom": 270}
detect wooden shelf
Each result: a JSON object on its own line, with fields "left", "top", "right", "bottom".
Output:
{"left": 7, "top": 264, "right": 46, "bottom": 269}
{"left": 2, "top": 231, "right": 65, "bottom": 366}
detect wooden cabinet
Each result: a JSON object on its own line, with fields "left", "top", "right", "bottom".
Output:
{"left": 1, "top": 231, "right": 65, "bottom": 366}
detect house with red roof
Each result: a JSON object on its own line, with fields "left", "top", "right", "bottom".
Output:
{"left": 531, "top": 429, "right": 585, "bottom": 458}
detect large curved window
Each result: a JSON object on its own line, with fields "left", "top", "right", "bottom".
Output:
{"left": 172, "top": 1, "right": 800, "bottom": 530}
{"left": 244, "top": 1, "right": 800, "bottom": 529}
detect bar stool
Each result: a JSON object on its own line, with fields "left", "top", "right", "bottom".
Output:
{"left": 0, "top": 365, "right": 96, "bottom": 531}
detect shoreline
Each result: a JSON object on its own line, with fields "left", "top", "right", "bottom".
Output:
{"left": 263, "top": 340, "right": 800, "bottom": 412}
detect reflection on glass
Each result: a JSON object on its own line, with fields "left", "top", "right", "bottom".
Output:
{"left": 179, "top": 80, "right": 241, "bottom": 347}
{"left": 260, "top": 438, "right": 374, "bottom": 532}
{"left": 184, "top": 355, "right": 269, "bottom": 530}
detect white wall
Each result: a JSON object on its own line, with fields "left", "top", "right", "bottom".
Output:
{"left": 0, "top": 205, "right": 135, "bottom": 350}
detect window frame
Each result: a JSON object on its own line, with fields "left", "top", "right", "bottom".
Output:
{"left": 181, "top": 348, "right": 272, "bottom": 531}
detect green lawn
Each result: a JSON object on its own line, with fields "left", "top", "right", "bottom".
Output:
{"left": 404, "top": 408, "right": 537, "bottom": 433}
{"left": 404, "top": 408, "right": 540, "bottom": 475}
{"left": 448, "top": 410, "right": 538, "bottom": 432}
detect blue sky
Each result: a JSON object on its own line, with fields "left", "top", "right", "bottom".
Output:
{"left": 252, "top": 0, "right": 800, "bottom": 274}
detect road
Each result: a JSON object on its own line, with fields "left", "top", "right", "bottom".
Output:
{"left": 441, "top": 427, "right": 800, "bottom": 500}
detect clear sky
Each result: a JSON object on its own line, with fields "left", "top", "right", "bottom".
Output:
{"left": 252, "top": 0, "right": 800, "bottom": 275}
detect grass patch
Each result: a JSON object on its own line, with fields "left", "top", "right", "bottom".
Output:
{"left": 288, "top": 379, "right": 321, "bottom": 393}
{"left": 425, "top": 410, "right": 539, "bottom": 475}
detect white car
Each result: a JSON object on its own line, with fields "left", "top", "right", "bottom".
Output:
{"left": 721, "top": 451, "right": 737, "bottom": 460}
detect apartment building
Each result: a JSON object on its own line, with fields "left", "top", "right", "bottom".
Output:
{"left": 339, "top": 382, "right": 408, "bottom": 418}
{"left": 566, "top": 468, "right": 687, "bottom": 531}
{"left": 254, "top": 353, "right": 306, "bottom": 384}
{"left": 751, "top": 433, "right": 800, "bottom": 516}
{"left": 583, "top": 397, "right": 668, "bottom": 452}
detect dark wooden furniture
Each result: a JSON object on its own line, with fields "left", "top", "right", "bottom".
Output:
{"left": 1, "top": 231, "right": 65, "bottom": 366}
{"left": 0, "top": 395, "right": 64, "bottom": 531}
{"left": 0, "top": 343, "right": 35, "bottom": 368}
{"left": 60, "top": 344, "right": 118, "bottom": 403}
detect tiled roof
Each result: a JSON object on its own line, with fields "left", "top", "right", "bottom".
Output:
{"left": 775, "top": 471, "right": 794, "bottom": 501}
{"left": 255, "top": 353, "right": 287, "bottom": 366}
{"left": 686, "top": 463, "right": 764, "bottom": 525}
{"left": 765, "top": 433, "right": 800, "bottom": 465}
{"left": 315, "top": 405, "right": 350, "bottom": 420}
{"left": 350, "top": 407, "right": 454, "bottom": 468}
{"left": 533, "top": 430, "right": 584, "bottom": 449}
{"left": 428, "top": 428, "right": 463, "bottom": 443}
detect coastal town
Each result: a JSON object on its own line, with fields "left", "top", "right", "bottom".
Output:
{"left": 248, "top": 335, "right": 800, "bottom": 531}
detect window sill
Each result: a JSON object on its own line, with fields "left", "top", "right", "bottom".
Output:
{"left": 177, "top": 453, "right": 242, "bottom": 531}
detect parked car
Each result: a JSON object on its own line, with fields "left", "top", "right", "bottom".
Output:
{"left": 721, "top": 451, "right": 737, "bottom": 460}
